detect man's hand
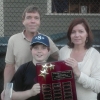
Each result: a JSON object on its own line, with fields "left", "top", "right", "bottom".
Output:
{"left": 1, "top": 90, "right": 5, "bottom": 100}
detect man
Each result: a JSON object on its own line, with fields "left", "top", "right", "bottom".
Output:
{"left": 1, "top": 5, "right": 59, "bottom": 99}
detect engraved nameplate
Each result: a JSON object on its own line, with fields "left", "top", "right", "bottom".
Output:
{"left": 36, "top": 61, "right": 77, "bottom": 100}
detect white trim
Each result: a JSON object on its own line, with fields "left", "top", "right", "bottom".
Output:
{"left": 46, "top": 0, "right": 100, "bottom": 16}
{"left": 56, "top": 44, "right": 100, "bottom": 48}
{"left": 1, "top": 44, "right": 100, "bottom": 47}
{"left": 45, "top": 13, "right": 100, "bottom": 16}
{"left": 0, "top": 0, "right": 4, "bottom": 37}
{"left": 47, "top": 0, "right": 52, "bottom": 14}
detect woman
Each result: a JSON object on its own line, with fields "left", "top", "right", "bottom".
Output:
{"left": 59, "top": 18, "right": 100, "bottom": 100}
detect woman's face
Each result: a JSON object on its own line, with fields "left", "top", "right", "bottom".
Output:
{"left": 70, "top": 23, "right": 88, "bottom": 47}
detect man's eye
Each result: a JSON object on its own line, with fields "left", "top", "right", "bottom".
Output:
{"left": 34, "top": 17, "right": 40, "bottom": 20}
{"left": 26, "top": 16, "right": 31, "bottom": 19}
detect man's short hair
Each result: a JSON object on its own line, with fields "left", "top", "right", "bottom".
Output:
{"left": 22, "top": 5, "right": 41, "bottom": 20}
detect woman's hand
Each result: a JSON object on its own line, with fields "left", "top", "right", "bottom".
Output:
{"left": 65, "top": 58, "right": 81, "bottom": 78}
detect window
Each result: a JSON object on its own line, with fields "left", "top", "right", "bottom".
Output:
{"left": 52, "top": 0, "right": 68, "bottom": 13}
{"left": 47, "top": 0, "right": 100, "bottom": 14}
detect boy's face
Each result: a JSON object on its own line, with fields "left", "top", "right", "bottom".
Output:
{"left": 31, "top": 44, "right": 49, "bottom": 62}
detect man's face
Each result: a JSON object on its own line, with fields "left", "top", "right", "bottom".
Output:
{"left": 22, "top": 12, "right": 40, "bottom": 33}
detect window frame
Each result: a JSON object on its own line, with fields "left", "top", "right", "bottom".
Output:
{"left": 46, "top": 0, "right": 100, "bottom": 16}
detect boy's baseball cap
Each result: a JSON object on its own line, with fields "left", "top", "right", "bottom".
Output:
{"left": 30, "top": 34, "right": 49, "bottom": 47}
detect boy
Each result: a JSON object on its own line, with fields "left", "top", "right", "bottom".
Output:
{"left": 11, "top": 34, "right": 50, "bottom": 100}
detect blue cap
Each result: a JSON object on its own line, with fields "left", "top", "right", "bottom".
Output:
{"left": 30, "top": 34, "right": 49, "bottom": 47}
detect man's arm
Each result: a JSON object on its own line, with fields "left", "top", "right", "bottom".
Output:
{"left": 47, "top": 36, "right": 59, "bottom": 61}
{"left": 47, "top": 50, "right": 59, "bottom": 62}
{"left": 1, "top": 64, "right": 15, "bottom": 100}
{"left": 4, "top": 63, "right": 15, "bottom": 88}
{"left": 50, "top": 51, "right": 59, "bottom": 61}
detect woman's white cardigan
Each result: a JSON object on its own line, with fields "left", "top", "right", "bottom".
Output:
{"left": 59, "top": 45, "right": 100, "bottom": 100}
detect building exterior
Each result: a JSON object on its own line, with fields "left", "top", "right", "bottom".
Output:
{"left": 0, "top": 0, "right": 99, "bottom": 36}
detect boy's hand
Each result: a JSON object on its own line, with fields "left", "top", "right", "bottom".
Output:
{"left": 30, "top": 83, "right": 40, "bottom": 96}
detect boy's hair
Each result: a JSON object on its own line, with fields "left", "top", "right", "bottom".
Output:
{"left": 30, "top": 43, "right": 50, "bottom": 51}
{"left": 22, "top": 5, "right": 41, "bottom": 20}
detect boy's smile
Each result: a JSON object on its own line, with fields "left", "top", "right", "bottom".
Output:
{"left": 32, "top": 44, "right": 49, "bottom": 63}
